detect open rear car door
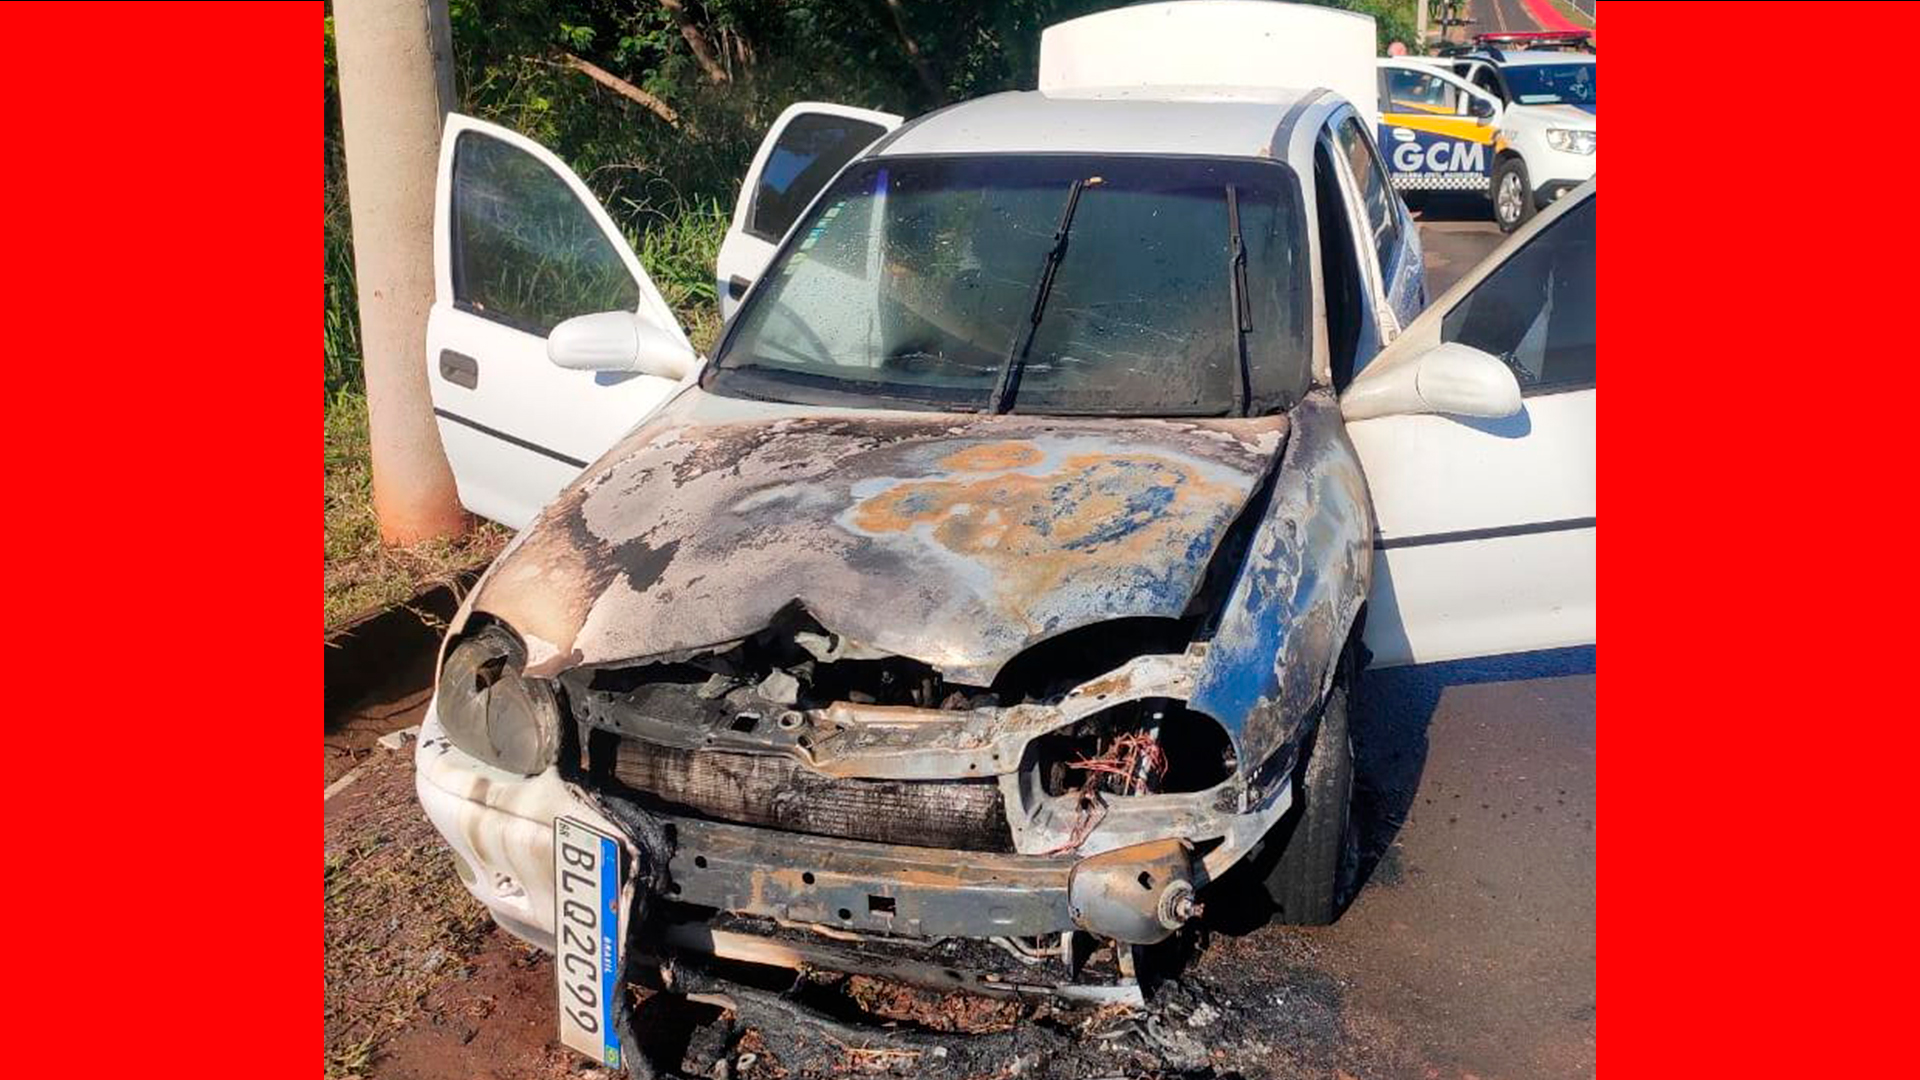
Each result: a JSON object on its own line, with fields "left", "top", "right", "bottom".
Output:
{"left": 714, "top": 102, "right": 901, "bottom": 321}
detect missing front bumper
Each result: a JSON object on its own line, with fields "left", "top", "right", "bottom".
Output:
{"left": 419, "top": 702, "right": 1287, "bottom": 991}
{"left": 663, "top": 815, "right": 1071, "bottom": 937}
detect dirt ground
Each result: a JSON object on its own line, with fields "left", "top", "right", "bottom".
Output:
{"left": 323, "top": 645, "right": 1593, "bottom": 1080}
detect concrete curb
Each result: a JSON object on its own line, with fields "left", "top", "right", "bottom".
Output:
{"left": 324, "top": 567, "right": 482, "bottom": 721}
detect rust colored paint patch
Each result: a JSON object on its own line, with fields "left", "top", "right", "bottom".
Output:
{"left": 851, "top": 452, "right": 1246, "bottom": 632}
{"left": 939, "top": 441, "right": 1045, "bottom": 472}
{"left": 467, "top": 390, "right": 1290, "bottom": 684}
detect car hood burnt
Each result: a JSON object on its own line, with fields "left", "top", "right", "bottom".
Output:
{"left": 462, "top": 390, "right": 1290, "bottom": 685}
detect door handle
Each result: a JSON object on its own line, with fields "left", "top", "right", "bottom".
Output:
{"left": 439, "top": 350, "right": 479, "bottom": 389}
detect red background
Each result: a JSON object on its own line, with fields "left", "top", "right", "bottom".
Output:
{"left": 0, "top": 1, "right": 1908, "bottom": 1073}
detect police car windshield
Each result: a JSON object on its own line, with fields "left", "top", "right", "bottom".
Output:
{"left": 1504, "top": 63, "right": 1596, "bottom": 107}
{"left": 706, "top": 155, "right": 1311, "bottom": 417}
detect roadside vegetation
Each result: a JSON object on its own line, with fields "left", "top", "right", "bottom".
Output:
{"left": 321, "top": 0, "right": 1418, "bottom": 633}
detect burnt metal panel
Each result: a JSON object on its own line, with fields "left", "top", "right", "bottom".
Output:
{"left": 659, "top": 815, "right": 1075, "bottom": 939}
{"left": 605, "top": 739, "right": 1012, "bottom": 851}
{"left": 457, "top": 391, "right": 1288, "bottom": 685}
{"left": 1189, "top": 390, "right": 1372, "bottom": 787}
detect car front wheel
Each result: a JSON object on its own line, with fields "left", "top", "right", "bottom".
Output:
{"left": 1492, "top": 157, "right": 1534, "bottom": 233}
{"left": 1259, "top": 669, "right": 1357, "bottom": 925}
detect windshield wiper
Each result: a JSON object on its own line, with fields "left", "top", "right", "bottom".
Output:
{"left": 1226, "top": 184, "right": 1251, "bottom": 416}
{"left": 991, "top": 177, "right": 1089, "bottom": 413}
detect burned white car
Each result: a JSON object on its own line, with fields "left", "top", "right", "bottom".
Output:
{"left": 413, "top": 5, "right": 1595, "bottom": 1070}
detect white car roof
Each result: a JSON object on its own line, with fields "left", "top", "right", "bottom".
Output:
{"left": 874, "top": 88, "right": 1324, "bottom": 165}
{"left": 1487, "top": 51, "right": 1595, "bottom": 67}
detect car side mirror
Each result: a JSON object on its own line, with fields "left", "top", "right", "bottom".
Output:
{"left": 1469, "top": 97, "right": 1498, "bottom": 125}
{"left": 547, "top": 311, "right": 697, "bottom": 381}
{"left": 1340, "top": 341, "right": 1522, "bottom": 422}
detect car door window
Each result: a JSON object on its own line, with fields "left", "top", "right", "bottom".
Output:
{"left": 748, "top": 113, "right": 888, "bottom": 243}
{"left": 1315, "top": 141, "right": 1364, "bottom": 387}
{"left": 1384, "top": 67, "right": 1462, "bottom": 114}
{"left": 450, "top": 131, "right": 639, "bottom": 336}
{"left": 1472, "top": 65, "right": 1508, "bottom": 102}
{"left": 1442, "top": 195, "right": 1594, "bottom": 392}
{"left": 1333, "top": 117, "right": 1400, "bottom": 273}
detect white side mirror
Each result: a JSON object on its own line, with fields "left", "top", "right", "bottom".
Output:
{"left": 1341, "top": 341, "right": 1522, "bottom": 422}
{"left": 547, "top": 311, "right": 697, "bottom": 381}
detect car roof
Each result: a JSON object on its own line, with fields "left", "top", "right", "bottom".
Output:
{"left": 874, "top": 88, "right": 1323, "bottom": 166}
{"left": 1486, "top": 50, "right": 1596, "bottom": 67}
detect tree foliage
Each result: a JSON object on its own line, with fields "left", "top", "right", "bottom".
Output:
{"left": 324, "top": 0, "right": 1416, "bottom": 393}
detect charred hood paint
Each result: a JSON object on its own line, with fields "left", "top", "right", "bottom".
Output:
{"left": 462, "top": 390, "right": 1290, "bottom": 684}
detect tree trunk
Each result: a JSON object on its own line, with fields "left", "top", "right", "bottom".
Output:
{"left": 333, "top": 0, "right": 469, "bottom": 545}
{"left": 882, "top": 0, "right": 944, "bottom": 104}
{"left": 660, "top": 0, "right": 729, "bottom": 84}
{"left": 561, "top": 53, "right": 682, "bottom": 130}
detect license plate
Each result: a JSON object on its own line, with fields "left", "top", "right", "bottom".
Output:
{"left": 553, "top": 817, "right": 624, "bottom": 1069}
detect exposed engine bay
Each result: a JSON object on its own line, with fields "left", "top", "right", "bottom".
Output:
{"left": 419, "top": 391, "right": 1374, "bottom": 1059}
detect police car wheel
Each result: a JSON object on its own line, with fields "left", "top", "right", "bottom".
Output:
{"left": 1492, "top": 158, "right": 1534, "bottom": 233}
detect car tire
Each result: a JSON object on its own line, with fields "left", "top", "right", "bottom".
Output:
{"left": 1260, "top": 668, "right": 1357, "bottom": 926}
{"left": 1492, "top": 157, "right": 1534, "bottom": 233}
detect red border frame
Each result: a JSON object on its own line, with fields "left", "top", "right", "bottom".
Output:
{"left": 1607, "top": 3, "right": 1918, "bottom": 1072}
{"left": 0, "top": 1, "right": 1909, "bottom": 1072}
{"left": 0, "top": 2, "right": 314, "bottom": 1071}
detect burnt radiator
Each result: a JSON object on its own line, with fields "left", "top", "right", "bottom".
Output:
{"left": 600, "top": 739, "right": 1013, "bottom": 852}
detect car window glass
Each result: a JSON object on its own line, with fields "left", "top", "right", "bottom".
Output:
{"left": 1503, "top": 63, "right": 1596, "bottom": 106}
{"left": 1385, "top": 68, "right": 1462, "bottom": 114}
{"left": 749, "top": 113, "right": 888, "bottom": 242}
{"left": 711, "top": 156, "right": 1310, "bottom": 416}
{"left": 450, "top": 132, "right": 638, "bottom": 336}
{"left": 1472, "top": 66, "right": 1506, "bottom": 101}
{"left": 1314, "top": 142, "right": 1363, "bottom": 388}
{"left": 1018, "top": 181, "right": 1248, "bottom": 414}
{"left": 1442, "top": 195, "right": 1594, "bottom": 392}
{"left": 1334, "top": 117, "right": 1399, "bottom": 273}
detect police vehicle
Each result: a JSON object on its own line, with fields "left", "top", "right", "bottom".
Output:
{"left": 1380, "top": 33, "right": 1595, "bottom": 231}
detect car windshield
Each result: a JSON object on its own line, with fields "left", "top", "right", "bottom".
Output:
{"left": 705, "top": 155, "right": 1310, "bottom": 416}
{"left": 1504, "top": 63, "right": 1596, "bottom": 106}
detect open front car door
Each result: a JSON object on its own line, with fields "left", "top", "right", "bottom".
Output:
{"left": 1343, "top": 182, "right": 1595, "bottom": 666}
{"left": 427, "top": 114, "right": 695, "bottom": 530}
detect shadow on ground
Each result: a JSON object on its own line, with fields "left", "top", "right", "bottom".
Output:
{"left": 1350, "top": 645, "right": 1595, "bottom": 898}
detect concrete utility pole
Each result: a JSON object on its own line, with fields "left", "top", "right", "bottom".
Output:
{"left": 334, "top": 0, "right": 468, "bottom": 544}
{"left": 1416, "top": 1, "right": 1429, "bottom": 49}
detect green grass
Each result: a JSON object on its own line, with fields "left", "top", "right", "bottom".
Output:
{"left": 323, "top": 391, "right": 508, "bottom": 633}
{"left": 631, "top": 196, "right": 728, "bottom": 352}
{"left": 324, "top": 753, "right": 498, "bottom": 1077}
{"left": 322, "top": 202, "right": 725, "bottom": 633}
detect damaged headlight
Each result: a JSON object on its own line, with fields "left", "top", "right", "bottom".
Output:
{"left": 436, "top": 626, "right": 562, "bottom": 775}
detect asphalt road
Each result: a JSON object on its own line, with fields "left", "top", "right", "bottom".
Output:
{"left": 1191, "top": 646, "right": 1598, "bottom": 1078}
{"left": 1413, "top": 198, "right": 1504, "bottom": 296}
{"left": 1474, "top": 0, "right": 1574, "bottom": 39}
